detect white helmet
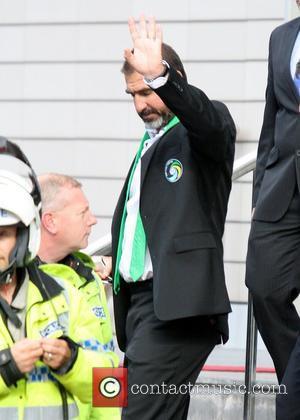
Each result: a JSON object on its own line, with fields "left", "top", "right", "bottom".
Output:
{"left": 0, "top": 138, "right": 41, "bottom": 283}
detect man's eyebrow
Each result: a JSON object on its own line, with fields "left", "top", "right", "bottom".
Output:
{"left": 125, "top": 87, "right": 151, "bottom": 95}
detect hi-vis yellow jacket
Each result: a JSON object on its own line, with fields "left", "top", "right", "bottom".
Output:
{"left": 0, "top": 265, "right": 115, "bottom": 420}
{"left": 40, "top": 252, "right": 120, "bottom": 420}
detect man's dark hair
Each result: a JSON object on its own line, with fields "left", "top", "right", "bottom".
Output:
{"left": 121, "top": 42, "right": 187, "bottom": 81}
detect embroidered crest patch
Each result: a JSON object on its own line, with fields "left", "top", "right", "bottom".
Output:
{"left": 165, "top": 159, "right": 183, "bottom": 183}
{"left": 92, "top": 306, "right": 106, "bottom": 319}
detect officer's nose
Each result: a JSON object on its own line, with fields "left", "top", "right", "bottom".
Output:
{"left": 88, "top": 211, "right": 97, "bottom": 227}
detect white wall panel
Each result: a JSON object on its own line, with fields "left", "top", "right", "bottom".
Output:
{"left": 0, "top": 61, "right": 268, "bottom": 102}
{"left": 0, "top": 20, "right": 278, "bottom": 62}
{"left": 0, "top": 101, "right": 265, "bottom": 141}
{"left": 0, "top": 0, "right": 285, "bottom": 23}
{"left": 16, "top": 139, "right": 137, "bottom": 178}
{"left": 224, "top": 262, "right": 247, "bottom": 302}
{"left": 223, "top": 222, "right": 251, "bottom": 262}
{"left": 78, "top": 178, "right": 124, "bottom": 217}
{"left": 227, "top": 182, "right": 252, "bottom": 222}
{"left": 228, "top": 101, "right": 265, "bottom": 141}
{"left": 89, "top": 217, "right": 111, "bottom": 242}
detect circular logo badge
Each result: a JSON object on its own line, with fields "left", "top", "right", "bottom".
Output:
{"left": 99, "top": 376, "right": 121, "bottom": 398}
{"left": 165, "top": 159, "right": 183, "bottom": 183}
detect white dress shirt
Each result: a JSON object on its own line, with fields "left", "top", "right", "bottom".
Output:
{"left": 290, "top": 31, "right": 300, "bottom": 79}
{"left": 119, "top": 128, "right": 165, "bottom": 282}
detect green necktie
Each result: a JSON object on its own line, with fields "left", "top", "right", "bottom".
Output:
{"left": 113, "top": 115, "right": 180, "bottom": 294}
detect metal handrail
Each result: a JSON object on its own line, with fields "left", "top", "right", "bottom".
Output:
{"left": 84, "top": 148, "right": 258, "bottom": 420}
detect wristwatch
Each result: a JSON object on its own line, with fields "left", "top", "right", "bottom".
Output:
{"left": 144, "top": 60, "right": 170, "bottom": 83}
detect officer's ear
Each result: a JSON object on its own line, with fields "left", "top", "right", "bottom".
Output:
{"left": 41, "top": 211, "right": 58, "bottom": 235}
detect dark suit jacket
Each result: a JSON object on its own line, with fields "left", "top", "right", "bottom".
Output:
{"left": 253, "top": 18, "right": 300, "bottom": 222}
{"left": 112, "top": 67, "right": 236, "bottom": 351}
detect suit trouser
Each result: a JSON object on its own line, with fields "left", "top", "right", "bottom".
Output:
{"left": 246, "top": 190, "right": 300, "bottom": 382}
{"left": 121, "top": 280, "right": 219, "bottom": 420}
{"left": 276, "top": 334, "right": 300, "bottom": 420}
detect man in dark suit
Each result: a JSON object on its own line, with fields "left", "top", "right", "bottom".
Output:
{"left": 111, "top": 16, "right": 236, "bottom": 419}
{"left": 246, "top": 13, "right": 300, "bottom": 384}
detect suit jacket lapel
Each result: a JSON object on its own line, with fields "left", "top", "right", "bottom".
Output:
{"left": 284, "top": 18, "right": 300, "bottom": 103}
{"left": 140, "top": 138, "right": 160, "bottom": 187}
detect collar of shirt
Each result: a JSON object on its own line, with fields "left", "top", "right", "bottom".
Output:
{"left": 142, "top": 128, "right": 164, "bottom": 157}
{"left": 11, "top": 271, "right": 28, "bottom": 311}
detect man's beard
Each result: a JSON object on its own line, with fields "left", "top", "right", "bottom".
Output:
{"left": 139, "top": 108, "right": 174, "bottom": 130}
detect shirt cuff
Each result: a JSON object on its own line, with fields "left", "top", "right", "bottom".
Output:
{"left": 144, "top": 73, "right": 169, "bottom": 90}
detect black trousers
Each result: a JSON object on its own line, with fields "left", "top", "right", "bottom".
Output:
{"left": 276, "top": 334, "right": 300, "bottom": 420}
{"left": 246, "top": 190, "right": 300, "bottom": 382}
{"left": 121, "top": 280, "right": 219, "bottom": 420}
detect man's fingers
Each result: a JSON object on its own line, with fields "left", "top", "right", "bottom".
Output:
{"left": 28, "top": 347, "right": 44, "bottom": 359}
{"left": 139, "top": 14, "right": 148, "bottom": 39}
{"left": 148, "top": 16, "right": 156, "bottom": 40}
{"left": 128, "top": 17, "right": 139, "bottom": 41}
{"left": 42, "top": 338, "right": 69, "bottom": 355}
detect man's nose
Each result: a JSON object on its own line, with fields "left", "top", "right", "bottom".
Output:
{"left": 88, "top": 212, "right": 97, "bottom": 226}
{"left": 134, "top": 95, "right": 147, "bottom": 114}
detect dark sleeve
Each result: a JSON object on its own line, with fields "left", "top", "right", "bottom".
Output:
{"left": 253, "top": 32, "right": 278, "bottom": 206}
{"left": 154, "top": 66, "right": 236, "bottom": 162}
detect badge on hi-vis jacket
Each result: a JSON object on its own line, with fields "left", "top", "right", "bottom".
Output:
{"left": 165, "top": 159, "right": 183, "bottom": 183}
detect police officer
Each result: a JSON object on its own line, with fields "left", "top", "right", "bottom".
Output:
{"left": 0, "top": 140, "right": 114, "bottom": 420}
{"left": 37, "top": 173, "right": 119, "bottom": 420}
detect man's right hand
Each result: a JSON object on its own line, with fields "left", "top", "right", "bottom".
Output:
{"left": 124, "top": 16, "right": 164, "bottom": 80}
{"left": 11, "top": 338, "right": 43, "bottom": 373}
{"left": 95, "top": 255, "right": 112, "bottom": 280}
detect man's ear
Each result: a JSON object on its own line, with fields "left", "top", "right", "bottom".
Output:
{"left": 176, "top": 70, "right": 183, "bottom": 78}
{"left": 41, "top": 212, "right": 57, "bottom": 234}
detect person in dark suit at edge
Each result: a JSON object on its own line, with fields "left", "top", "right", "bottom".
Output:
{"left": 245, "top": 2, "right": 300, "bottom": 418}
{"left": 246, "top": 1, "right": 300, "bottom": 381}
{"left": 246, "top": 1, "right": 300, "bottom": 419}
{"left": 107, "top": 16, "right": 236, "bottom": 419}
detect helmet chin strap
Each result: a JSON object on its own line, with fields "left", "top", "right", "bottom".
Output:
{"left": 0, "top": 260, "right": 15, "bottom": 284}
{"left": 0, "top": 226, "right": 27, "bottom": 285}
